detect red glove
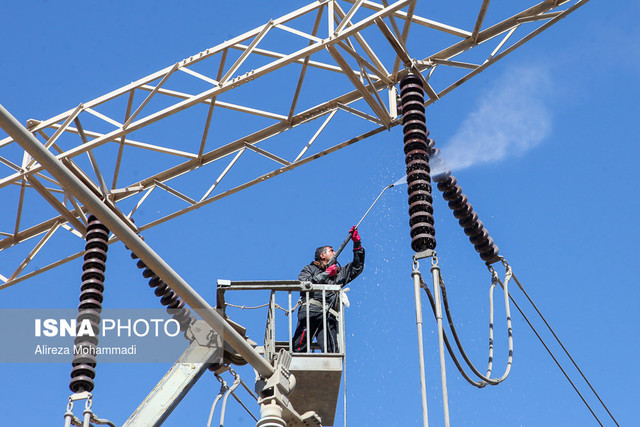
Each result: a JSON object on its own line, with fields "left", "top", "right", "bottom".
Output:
{"left": 326, "top": 264, "right": 339, "bottom": 277}
{"left": 350, "top": 226, "right": 361, "bottom": 244}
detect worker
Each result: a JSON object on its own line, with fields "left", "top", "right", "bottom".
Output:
{"left": 292, "top": 226, "right": 365, "bottom": 353}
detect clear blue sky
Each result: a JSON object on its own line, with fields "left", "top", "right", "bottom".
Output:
{"left": 1, "top": 1, "right": 638, "bottom": 426}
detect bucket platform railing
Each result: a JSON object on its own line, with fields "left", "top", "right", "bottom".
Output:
{"left": 216, "top": 279, "right": 346, "bottom": 426}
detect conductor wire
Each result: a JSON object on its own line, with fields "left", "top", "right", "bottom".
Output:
{"left": 510, "top": 272, "right": 619, "bottom": 426}
{"left": 505, "top": 285, "right": 604, "bottom": 426}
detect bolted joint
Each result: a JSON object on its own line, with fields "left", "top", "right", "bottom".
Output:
{"left": 184, "top": 320, "right": 222, "bottom": 348}
{"left": 257, "top": 350, "right": 296, "bottom": 402}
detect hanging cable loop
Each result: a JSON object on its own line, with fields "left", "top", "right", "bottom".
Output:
{"left": 421, "top": 259, "right": 515, "bottom": 388}
{"left": 208, "top": 374, "right": 229, "bottom": 427}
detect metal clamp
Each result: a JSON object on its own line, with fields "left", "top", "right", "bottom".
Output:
{"left": 413, "top": 249, "right": 435, "bottom": 261}
{"left": 185, "top": 320, "right": 222, "bottom": 348}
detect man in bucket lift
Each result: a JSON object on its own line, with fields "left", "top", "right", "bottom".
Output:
{"left": 292, "top": 226, "right": 365, "bottom": 353}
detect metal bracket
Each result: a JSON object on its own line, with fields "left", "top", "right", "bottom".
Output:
{"left": 413, "top": 249, "right": 435, "bottom": 261}
{"left": 185, "top": 320, "right": 222, "bottom": 348}
{"left": 255, "top": 349, "right": 322, "bottom": 426}
{"left": 68, "top": 391, "right": 92, "bottom": 402}
{"left": 123, "top": 325, "right": 223, "bottom": 427}
{"left": 484, "top": 255, "right": 504, "bottom": 267}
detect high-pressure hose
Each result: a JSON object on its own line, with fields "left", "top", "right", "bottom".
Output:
{"left": 400, "top": 74, "right": 436, "bottom": 253}
{"left": 328, "top": 182, "right": 396, "bottom": 267}
{"left": 70, "top": 214, "right": 108, "bottom": 393}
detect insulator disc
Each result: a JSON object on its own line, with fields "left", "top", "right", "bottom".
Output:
{"left": 411, "top": 233, "right": 436, "bottom": 252}
{"left": 405, "top": 149, "right": 429, "bottom": 162}
{"left": 87, "top": 213, "right": 107, "bottom": 223}
{"left": 404, "top": 140, "right": 428, "bottom": 154}
{"left": 160, "top": 291, "right": 178, "bottom": 307}
{"left": 148, "top": 277, "right": 163, "bottom": 288}
{"left": 82, "top": 258, "right": 106, "bottom": 272}
{"left": 71, "top": 364, "right": 95, "bottom": 379}
{"left": 81, "top": 268, "right": 105, "bottom": 282}
{"left": 86, "top": 227, "right": 108, "bottom": 242}
{"left": 411, "top": 222, "right": 435, "bottom": 237}
{"left": 74, "top": 329, "right": 99, "bottom": 347}
{"left": 83, "top": 247, "right": 107, "bottom": 262}
{"left": 403, "top": 128, "right": 429, "bottom": 143}
{"left": 447, "top": 194, "right": 469, "bottom": 211}
{"left": 409, "top": 199, "right": 434, "bottom": 215}
{"left": 437, "top": 176, "right": 457, "bottom": 191}
{"left": 77, "top": 309, "right": 101, "bottom": 325}
{"left": 458, "top": 211, "right": 479, "bottom": 228}
{"left": 442, "top": 186, "right": 462, "bottom": 201}
{"left": 168, "top": 299, "right": 185, "bottom": 311}
{"left": 400, "top": 76, "right": 423, "bottom": 91}
{"left": 407, "top": 190, "right": 433, "bottom": 206}
{"left": 402, "top": 108, "right": 426, "bottom": 123}
{"left": 406, "top": 159, "right": 430, "bottom": 173}
{"left": 474, "top": 236, "right": 495, "bottom": 252}
{"left": 401, "top": 97, "right": 425, "bottom": 110}
{"left": 480, "top": 245, "right": 500, "bottom": 262}
{"left": 464, "top": 222, "right": 485, "bottom": 238}
{"left": 85, "top": 238, "right": 108, "bottom": 251}
{"left": 69, "top": 375, "right": 94, "bottom": 393}
{"left": 400, "top": 85, "right": 424, "bottom": 100}
{"left": 171, "top": 308, "right": 189, "bottom": 323}
{"left": 152, "top": 282, "right": 168, "bottom": 297}
{"left": 407, "top": 169, "right": 431, "bottom": 183}
{"left": 79, "top": 288, "right": 103, "bottom": 304}
{"left": 469, "top": 229, "right": 490, "bottom": 245}
{"left": 403, "top": 119, "right": 427, "bottom": 132}
{"left": 407, "top": 178, "right": 432, "bottom": 193}
{"left": 453, "top": 203, "right": 474, "bottom": 219}
{"left": 409, "top": 211, "right": 435, "bottom": 227}
{"left": 78, "top": 298, "right": 102, "bottom": 311}
{"left": 72, "top": 345, "right": 97, "bottom": 365}
{"left": 400, "top": 88, "right": 424, "bottom": 101}
{"left": 81, "top": 279, "right": 105, "bottom": 293}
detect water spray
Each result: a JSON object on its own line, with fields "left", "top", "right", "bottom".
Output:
{"left": 327, "top": 177, "right": 406, "bottom": 266}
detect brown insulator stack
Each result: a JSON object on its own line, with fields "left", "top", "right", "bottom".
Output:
{"left": 130, "top": 249, "right": 196, "bottom": 332}
{"left": 432, "top": 166, "right": 500, "bottom": 263}
{"left": 70, "top": 214, "right": 108, "bottom": 393}
{"left": 400, "top": 73, "right": 436, "bottom": 252}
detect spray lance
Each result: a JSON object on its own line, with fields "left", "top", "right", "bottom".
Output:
{"left": 327, "top": 176, "right": 407, "bottom": 267}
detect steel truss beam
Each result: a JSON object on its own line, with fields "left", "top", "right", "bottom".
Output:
{"left": 0, "top": 0, "right": 590, "bottom": 288}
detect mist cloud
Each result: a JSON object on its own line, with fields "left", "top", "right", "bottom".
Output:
{"left": 434, "top": 65, "right": 553, "bottom": 174}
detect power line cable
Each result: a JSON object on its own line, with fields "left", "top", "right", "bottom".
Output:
{"left": 512, "top": 273, "right": 620, "bottom": 426}
{"left": 422, "top": 264, "right": 609, "bottom": 426}
{"left": 506, "top": 288, "right": 604, "bottom": 426}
